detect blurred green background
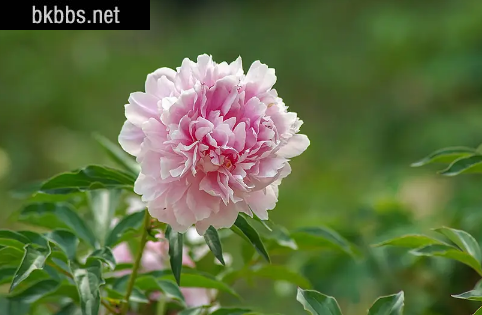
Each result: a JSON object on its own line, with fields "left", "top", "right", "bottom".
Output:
{"left": 2, "top": 0, "right": 482, "bottom": 314}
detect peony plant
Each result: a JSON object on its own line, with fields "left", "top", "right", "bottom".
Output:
{"left": 0, "top": 55, "right": 460, "bottom": 315}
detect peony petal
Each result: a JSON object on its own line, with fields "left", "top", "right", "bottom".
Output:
{"left": 118, "top": 121, "right": 145, "bottom": 156}
{"left": 276, "top": 134, "right": 310, "bottom": 158}
{"left": 126, "top": 92, "right": 160, "bottom": 127}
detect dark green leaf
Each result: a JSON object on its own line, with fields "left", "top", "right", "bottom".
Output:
{"left": 10, "top": 243, "right": 51, "bottom": 292}
{"left": 211, "top": 308, "right": 252, "bottom": 315}
{"left": 0, "top": 296, "right": 29, "bottom": 315}
{"left": 296, "top": 288, "right": 343, "bottom": 315}
{"left": 439, "top": 155, "right": 482, "bottom": 176}
{"left": 0, "top": 230, "right": 31, "bottom": 250}
{"left": 40, "top": 165, "right": 135, "bottom": 194}
{"left": 104, "top": 286, "right": 149, "bottom": 304}
{"left": 374, "top": 235, "right": 445, "bottom": 248}
{"left": 72, "top": 260, "right": 105, "bottom": 315}
{"left": 54, "top": 303, "right": 79, "bottom": 315}
{"left": 46, "top": 230, "right": 78, "bottom": 260}
{"left": 93, "top": 133, "right": 140, "bottom": 176}
{"left": 411, "top": 147, "right": 475, "bottom": 167}
{"left": 8, "top": 279, "right": 59, "bottom": 303}
{"left": 367, "top": 292, "right": 404, "bottom": 315}
{"left": 166, "top": 225, "right": 184, "bottom": 285}
{"left": 19, "top": 203, "right": 97, "bottom": 248}
{"left": 88, "top": 247, "right": 116, "bottom": 270}
{"left": 292, "top": 227, "right": 360, "bottom": 259}
{"left": 18, "top": 231, "right": 49, "bottom": 248}
{"left": 135, "top": 276, "right": 185, "bottom": 304}
{"left": 204, "top": 226, "right": 225, "bottom": 265}
{"left": 434, "top": 227, "right": 482, "bottom": 262}
{"left": 87, "top": 189, "right": 122, "bottom": 245}
{"left": 233, "top": 215, "right": 270, "bottom": 262}
{"left": 411, "top": 244, "right": 482, "bottom": 275}
{"left": 105, "top": 210, "right": 145, "bottom": 247}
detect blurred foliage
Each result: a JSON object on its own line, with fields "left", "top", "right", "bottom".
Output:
{"left": 2, "top": 0, "right": 482, "bottom": 314}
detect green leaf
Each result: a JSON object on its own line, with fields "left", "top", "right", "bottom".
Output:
{"left": 434, "top": 227, "right": 482, "bottom": 262}
{"left": 39, "top": 165, "right": 135, "bottom": 194}
{"left": 296, "top": 288, "right": 343, "bottom": 315}
{"left": 474, "top": 307, "right": 482, "bottom": 315}
{"left": 179, "top": 308, "right": 203, "bottom": 315}
{"left": 8, "top": 279, "right": 59, "bottom": 303}
{"left": 0, "top": 267, "right": 17, "bottom": 285}
{"left": 233, "top": 215, "right": 270, "bottom": 262}
{"left": 292, "top": 227, "right": 360, "bottom": 259}
{"left": 87, "top": 189, "right": 122, "bottom": 245}
{"left": 105, "top": 210, "right": 145, "bottom": 247}
{"left": 18, "top": 231, "right": 49, "bottom": 248}
{"left": 166, "top": 225, "right": 184, "bottom": 285}
{"left": 93, "top": 133, "right": 140, "bottom": 176}
{"left": 72, "top": 259, "right": 105, "bottom": 315}
{"left": 10, "top": 243, "right": 51, "bottom": 292}
{"left": 104, "top": 286, "right": 149, "bottom": 304}
{"left": 411, "top": 244, "right": 482, "bottom": 275}
{"left": 19, "top": 203, "right": 97, "bottom": 248}
{"left": 0, "top": 230, "right": 31, "bottom": 250}
{"left": 203, "top": 226, "right": 225, "bottom": 265}
{"left": 439, "top": 155, "right": 482, "bottom": 176}
{"left": 367, "top": 292, "right": 404, "bottom": 315}
{"left": 147, "top": 268, "right": 238, "bottom": 297}
{"left": 266, "top": 223, "right": 298, "bottom": 250}
{"left": 54, "top": 303, "right": 79, "bottom": 315}
{"left": 0, "top": 247, "right": 24, "bottom": 266}
{"left": 46, "top": 230, "right": 78, "bottom": 260}
{"left": 211, "top": 308, "right": 252, "bottom": 315}
{"left": 251, "top": 265, "right": 311, "bottom": 288}
{"left": 411, "top": 147, "right": 475, "bottom": 167}
{"left": 452, "top": 288, "right": 482, "bottom": 301}
{"left": 88, "top": 247, "right": 116, "bottom": 270}
{"left": 0, "top": 296, "right": 30, "bottom": 315}
{"left": 135, "top": 276, "right": 185, "bottom": 304}
{"left": 374, "top": 234, "right": 445, "bottom": 248}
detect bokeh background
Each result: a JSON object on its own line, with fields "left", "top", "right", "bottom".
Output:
{"left": 2, "top": 1, "right": 482, "bottom": 314}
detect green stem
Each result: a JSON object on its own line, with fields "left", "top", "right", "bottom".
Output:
{"left": 121, "top": 209, "right": 150, "bottom": 315}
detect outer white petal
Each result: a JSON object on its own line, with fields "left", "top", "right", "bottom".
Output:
{"left": 118, "top": 121, "right": 145, "bottom": 156}
{"left": 276, "top": 134, "right": 310, "bottom": 158}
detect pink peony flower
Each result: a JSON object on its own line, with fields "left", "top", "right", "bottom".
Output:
{"left": 119, "top": 54, "right": 309, "bottom": 234}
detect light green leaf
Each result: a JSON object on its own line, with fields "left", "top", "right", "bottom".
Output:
{"left": 211, "top": 308, "right": 252, "bottom": 315}
{"left": 46, "top": 230, "right": 78, "bottom": 260}
{"left": 19, "top": 203, "right": 97, "bottom": 248}
{"left": 0, "top": 247, "right": 24, "bottom": 266}
{"left": 232, "top": 215, "right": 270, "bottom": 262}
{"left": 148, "top": 268, "right": 238, "bottom": 297}
{"left": 166, "top": 225, "right": 184, "bottom": 285}
{"left": 72, "top": 259, "right": 105, "bottom": 315}
{"left": 87, "top": 189, "right": 122, "bottom": 245}
{"left": 374, "top": 234, "right": 445, "bottom": 248}
{"left": 39, "top": 165, "right": 135, "bottom": 194}
{"left": 474, "top": 307, "right": 482, "bottom": 315}
{"left": 179, "top": 307, "right": 203, "bottom": 315}
{"left": 434, "top": 227, "right": 482, "bottom": 262}
{"left": 296, "top": 288, "right": 343, "bottom": 315}
{"left": 266, "top": 222, "right": 298, "bottom": 250}
{"left": 439, "top": 155, "right": 482, "bottom": 176}
{"left": 367, "top": 292, "right": 404, "bottom": 315}
{"left": 0, "top": 230, "right": 31, "bottom": 250}
{"left": 88, "top": 247, "right": 116, "bottom": 270}
{"left": 411, "top": 147, "right": 475, "bottom": 167}
{"left": 292, "top": 227, "right": 360, "bottom": 259}
{"left": 411, "top": 244, "right": 482, "bottom": 275}
{"left": 8, "top": 279, "right": 59, "bottom": 303}
{"left": 452, "top": 289, "right": 482, "bottom": 301}
{"left": 135, "top": 276, "right": 185, "bottom": 304}
{"left": 104, "top": 286, "right": 149, "bottom": 304}
{"left": 251, "top": 265, "right": 311, "bottom": 288}
{"left": 0, "top": 267, "right": 17, "bottom": 285}
{"left": 93, "top": 133, "right": 140, "bottom": 176}
{"left": 203, "top": 226, "right": 225, "bottom": 265}
{"left": 18, "top": 231, "right": 49, "bottom": 248}
{"left": 10, "top": 243, "right": 51, "bottom": 292}
{"left": 105, "top": 210, "right": 145, "bottom": 248}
